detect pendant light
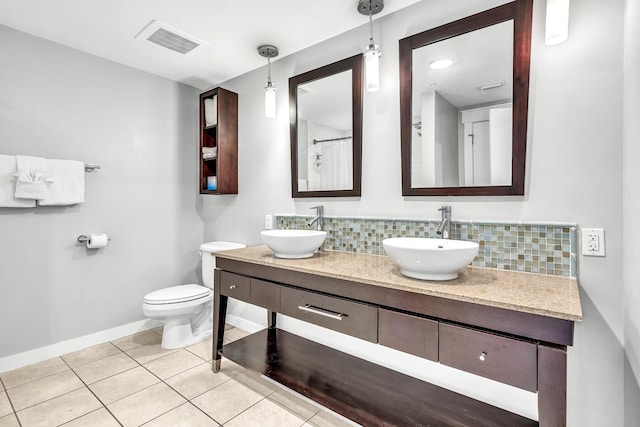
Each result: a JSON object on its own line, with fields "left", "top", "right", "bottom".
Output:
{"left": 258, "top": 45, "right": 279, "bottom": 118}
{"left": 358, "top": 0, "right": 384, "bottom": 92}
{"left": 545, "top": 0, "right": 570, "bottom": 45}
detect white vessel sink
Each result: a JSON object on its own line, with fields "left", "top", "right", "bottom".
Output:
{"left": 383, "top": 237, "right": 479, "bottom": 281}
{"left": 261, "top": 229, "right": 328, "bottom": 259}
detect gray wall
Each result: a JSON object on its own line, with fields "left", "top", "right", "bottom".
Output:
{"left": 0, "top": 25, "right": 203, "bottom": 358}
{"left": 624, "top": 0, "right": 640, "bottom": 424}
{"left": 204, "top": 0, "right": 633, "bottom": 425}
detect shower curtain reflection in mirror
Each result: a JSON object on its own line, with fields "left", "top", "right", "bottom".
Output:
{"left": 299, "top": 121, "right": 352, "bottom": 191}
{"left": 292, "top": 61, "right": 361, "bottom": 196}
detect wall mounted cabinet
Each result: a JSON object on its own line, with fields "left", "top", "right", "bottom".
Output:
{"left": 199, "top": 87, "right": 238, "bottom": 194}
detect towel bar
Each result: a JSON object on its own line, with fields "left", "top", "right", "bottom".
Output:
{"left": 84, "top": 164, "right": 100, "bottom": 172}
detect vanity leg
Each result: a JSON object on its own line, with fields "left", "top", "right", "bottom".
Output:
{"left": 268, "top": 310, "right": 277, "bottom": 329}
{"left": 538, "top": 344, "right": 567, "bottom": 426}
{"left": 212, "top": 269, "right": 228, "bottom": 373}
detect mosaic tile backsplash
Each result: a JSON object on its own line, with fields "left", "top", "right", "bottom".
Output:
{"left": 274, "top": 215, "right": 577, "bottom": 277}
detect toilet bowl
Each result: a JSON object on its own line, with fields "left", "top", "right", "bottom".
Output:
{"left": 142, "top": 241, "right": 245, "bottom": 349}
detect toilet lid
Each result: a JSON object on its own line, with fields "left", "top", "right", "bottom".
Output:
{"left": 200, "top": 241, "right": 246, "bottom": 253}
{"left": 144, "top": 284, "right": 211, "bottom": 305}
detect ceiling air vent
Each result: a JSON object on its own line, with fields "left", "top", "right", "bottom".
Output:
{"left": 135, "top": 20, "right": 203, "bottom": 55}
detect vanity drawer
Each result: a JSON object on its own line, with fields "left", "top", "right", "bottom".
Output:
{"left": 378, "top": 309, "right": 439, "bottom": 361}
{"left": 439, "top": 323, "right": 538, "bottom": 392}
{"left": 280, "top": 287, "right": 377, "bottom": 342}
{"left": 250, "top": 279, "right": 280, "bottom": 312}
{"left": 220, "top": 271, "right": 251, "bottom": 302}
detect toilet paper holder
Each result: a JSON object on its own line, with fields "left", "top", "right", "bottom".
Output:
{"left": 77, "top": 234, "right": 111, "bottom": 243}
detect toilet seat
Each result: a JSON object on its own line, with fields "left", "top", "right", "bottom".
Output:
{"left": 144, "top": 284, "right": 211, "bottom": 305}
{"left": 142, "top": 240, "right": 245, "bottom": 349}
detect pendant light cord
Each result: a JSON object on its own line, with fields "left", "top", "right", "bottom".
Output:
{"left": 369, "top": 4, "right": 374, "bottom": 43}
{"left": 367, "top": 0, "right": 376, "bottom": 49}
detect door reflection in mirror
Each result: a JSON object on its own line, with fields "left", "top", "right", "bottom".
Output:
{"left": 410, "top": 20, "right": 514, "bottom": 188}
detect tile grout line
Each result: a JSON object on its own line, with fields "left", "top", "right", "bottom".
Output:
{"left": 220, "top": 388, "right": 317, "bottom": 427}
{"left": 76, "top": 335, "right": 219, "bottom": 425}
{"left": 220, "top": 395, "right": 270, "bottom": 426}
{"left": 58, "top": 356, "right": 125, "bottom": 427}
{"left": 0, "top": 358, "right": 68, "bottom": 391}
{"left": 1, "top": 376, "right": 23, "bottom": 427}
{"left": 135, "top": 352, "right": 221, "bottom": 426}
{"left": 164, "top": 361, "right": 235, "bottom": 403}
{"left": 183, "top": 343, "right": 213, "bottom": 362}
{"left": 1, "top": 332, "right": 205, "bottom": 426}
{"left": 2, "top": 328, "right": 335, "bottom": 427}
{"left": 265, "top": 392, "right": 322, "bottom": 425}
{"left": 59, "top": 342, "right": 123, "bottom": 370}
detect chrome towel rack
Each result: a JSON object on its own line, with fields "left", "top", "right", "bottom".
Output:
{"left": 84, "top": 163, "right": 100, "bottom": 172}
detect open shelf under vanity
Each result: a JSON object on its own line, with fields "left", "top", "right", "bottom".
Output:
{"left": 221, "top": 328, "right": 537, "bottom": 427}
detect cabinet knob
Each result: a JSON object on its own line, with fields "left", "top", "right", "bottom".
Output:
{"left": 479, "top": 352, "right": 487, "bottom": 362}
{"left": 229, "top": 285, "right": 237, "bottom": 289}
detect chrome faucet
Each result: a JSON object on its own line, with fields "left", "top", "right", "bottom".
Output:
{"left": 307, "top": 205, "right": 324, "bottom": 231}
{"left": 436, "top": 206, "right": 451, "bottom": 239}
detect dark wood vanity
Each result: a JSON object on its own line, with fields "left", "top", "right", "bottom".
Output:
{"left": 212, "top": 246, "right": 581, "bottom": 427}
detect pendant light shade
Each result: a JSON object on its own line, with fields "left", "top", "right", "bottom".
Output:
{"left": 545, "top": 0, "right": 570, "bottom": 45}
{"left": 364, "top": 43, "right": 380, "bottom": 92}
{"left": 358, "top": 0, "right": 384, "bottom": 92}
{"left": 264, "top": 84, "right": 276, "bottom": 118}
{"left": 258, "top": 45, "right": 279, "bottom": 118}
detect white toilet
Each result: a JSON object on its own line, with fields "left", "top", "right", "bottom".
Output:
{"left": 142, "top": 241, "right": 246, "bottom": 349}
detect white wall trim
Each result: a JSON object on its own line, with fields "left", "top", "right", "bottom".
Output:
{"left": 0, "top": 319, "right": 160, "bottom": 374}
{"left": 225, "top": 314, "right": 263, "bottom": 333}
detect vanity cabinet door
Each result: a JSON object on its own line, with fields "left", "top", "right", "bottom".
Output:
{"left": 280, "top": 287, "right": 378, "bottom": 342}
{"left": 251, "top": 279, "right": 280, "bottom": 312}
{"left": 439, "top": 323, "right": 538, "bottom": 392}
{"left": 220, "top": 271, "right": 251, "bottom": 302}
{"left": 378, "top": 309, "right": 439, "bottom": 361}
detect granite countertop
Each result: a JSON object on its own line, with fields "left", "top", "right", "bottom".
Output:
{"left": 215, "top": 245, "right": 583, "bottom": 322}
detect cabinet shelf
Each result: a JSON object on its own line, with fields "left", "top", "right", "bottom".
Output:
{"left": 221, "top": 329, "right": 538, "bottom": 427}
{"left": 199, "top": 88, "right": 238, "bottom": 194}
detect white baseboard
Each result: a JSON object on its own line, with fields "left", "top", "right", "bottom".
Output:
{"left": 0, "top": 319, "right": 161, "bottom": 374}
{"left": 225, "top": 314, "right": 263, "bottom": 333}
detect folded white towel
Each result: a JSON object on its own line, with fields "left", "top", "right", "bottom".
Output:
{"left": 0, "top": 155, "right": 36, "bottom": 207}
{"left": 37, "top": 159, "right": 85, "bottom": 206}
{"left": 15, "top": 155, "right": 53, "bottom": 200}
{"left": 204, "top": 95, "right": 217, "bottom": 126}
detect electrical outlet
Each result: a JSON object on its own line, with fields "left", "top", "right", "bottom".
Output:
{"left": 265, "top": 214, "right": 273, "bottom": 230}
{"left": 581, "top": 228, "right": 605, "bottom": 256}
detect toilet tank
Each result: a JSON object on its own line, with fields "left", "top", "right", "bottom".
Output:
{"left": 199, "top": 241, "right": 246, "bottom": 289}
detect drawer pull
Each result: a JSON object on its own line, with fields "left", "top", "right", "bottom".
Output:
{"left": 298, "top": 304, "right": 344, "bottom": 320}
{"left": 479, "top": 352, "right": 487, "bottom": 362}
{"left": 229, "top": 285, "right": 237, "bottom": 289}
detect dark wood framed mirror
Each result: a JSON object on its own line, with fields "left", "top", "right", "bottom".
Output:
{"left": 399, "top": 0, "right": 532, "bottom": 196}
{"left": 289, "top": 54, "right": 363, "bottom": 198}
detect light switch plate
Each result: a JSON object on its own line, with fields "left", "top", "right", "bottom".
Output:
{"left": 265, "top": 214, "right": 273, "bottom": 230}
{"left": 581, "top": 228, "right": 605, "bottom": 256}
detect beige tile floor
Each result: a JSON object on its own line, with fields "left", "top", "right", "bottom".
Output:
{"left": 0, "top": 326, "right": 359, "bottom": 427}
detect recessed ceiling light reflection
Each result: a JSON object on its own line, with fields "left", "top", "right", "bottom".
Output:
{"left": 429, "top": 59, "right": 453, "bottom": 69}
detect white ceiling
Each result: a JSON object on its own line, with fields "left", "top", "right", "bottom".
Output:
{"left": 412, "top": 19, "right": 514, "bottom": 113}
{"left": 0, "top": 0, "right": 421, "bottom": 90}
